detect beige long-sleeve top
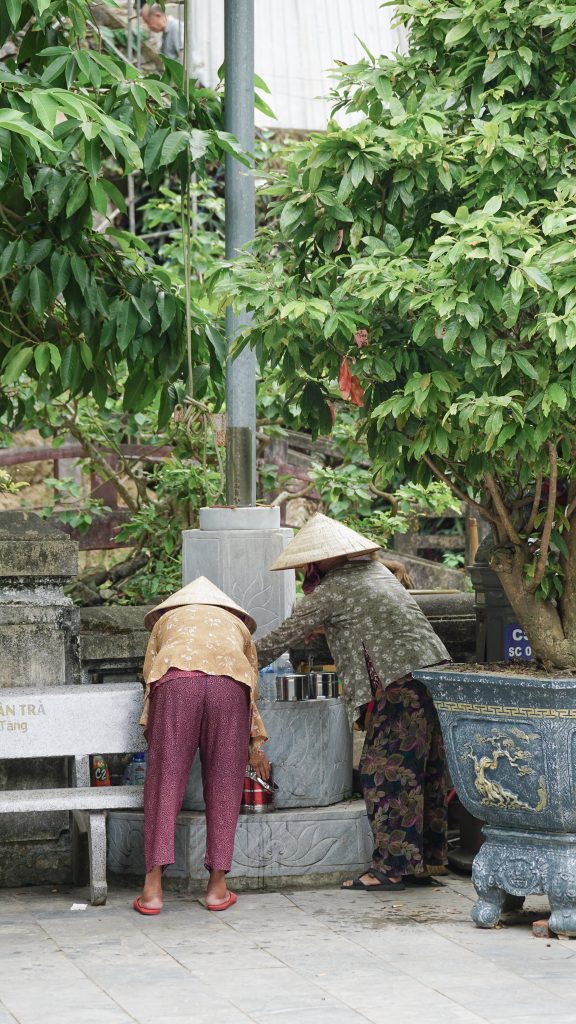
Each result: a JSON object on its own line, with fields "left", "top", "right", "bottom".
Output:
{"left": 141, "top": 604, "right": 267, "bottom": 753}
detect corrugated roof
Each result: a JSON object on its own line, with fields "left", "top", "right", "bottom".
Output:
{"left": 189, "top": 1, "right": 406, "bottom": 131}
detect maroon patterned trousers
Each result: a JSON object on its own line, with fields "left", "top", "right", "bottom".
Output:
{"left": 144, "top": 669, "right": 250, "bottom": 873}
{"left": 359, "top": 674, "right": 448, "bottom": 876}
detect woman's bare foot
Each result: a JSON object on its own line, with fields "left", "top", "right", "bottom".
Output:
{"left": 341, "top": 871, "right": 402, "bottom": 889}
{"left": 206, "top": 868, "right": 230, "bottom": 907}
{"left": 141, "top": 866, "right": 163, "bottom": 910}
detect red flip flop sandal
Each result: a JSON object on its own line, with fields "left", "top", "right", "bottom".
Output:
{"left": 133, "top": 896, "right": 162, "bottom": 916}
{"left": 206, "top": 891, "right": 237, "bottom": 912}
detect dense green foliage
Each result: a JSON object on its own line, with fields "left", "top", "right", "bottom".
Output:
{"left": 217, "top": 0, "right": 576, "bottom": 665}
{"left": 0, "top": 0, "right": 237, "bottom": 427}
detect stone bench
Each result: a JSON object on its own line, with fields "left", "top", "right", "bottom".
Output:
{"left": 0, "top": 682, "right": 146, "bottom": 905}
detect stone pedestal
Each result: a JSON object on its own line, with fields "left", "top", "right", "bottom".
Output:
{"left": 108, "top": 801, "right": 372, "bottom": 890}
{"left": 182, "top": 506, "right": 295, "bottom": 637}
{"left": 0, "top": 511, "right": 79, "bottom": 885}
{"left": 183, "top": 698, "right": 352, "bottom": 810}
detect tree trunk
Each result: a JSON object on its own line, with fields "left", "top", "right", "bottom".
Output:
{"left": 494, "top": 554, "right": 576, "bottom": 670}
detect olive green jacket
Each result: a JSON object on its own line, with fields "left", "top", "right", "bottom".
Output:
{"left": 256, "top": 561, "right": 450, "bottom": 721}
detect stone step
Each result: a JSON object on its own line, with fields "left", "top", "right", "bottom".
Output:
{"left": 108, "top": 800, "right": 373, "bottom": 890}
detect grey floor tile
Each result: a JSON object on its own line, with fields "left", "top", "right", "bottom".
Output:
{"left": 357, "top": 1006, "right": 487, "bottom": 1024}
{"left": 255, "top": 1008, "right": 372, "bottom": 1024}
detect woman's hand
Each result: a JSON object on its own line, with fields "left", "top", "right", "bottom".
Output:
{"left": 304, "top": 626, "right": 326, "bottom": 645}
{"left": 249, "top": 749, "right": 271, "bottom": 781}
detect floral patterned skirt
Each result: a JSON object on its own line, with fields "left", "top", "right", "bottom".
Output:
{"left": 359, "top": 674, "right": 448, "bottom": 876}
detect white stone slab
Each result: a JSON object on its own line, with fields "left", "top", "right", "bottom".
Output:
{"left": 0, "top": 786, "right": 144, "bottom": 814}
{"left": 182, "top": 523, "right": 295, "bottom": 638}
{"left": 0, "top": 683, "right": 146, "bottom": 758}
{"left": 199, "top": 506, "right": 280, "bottom": 530}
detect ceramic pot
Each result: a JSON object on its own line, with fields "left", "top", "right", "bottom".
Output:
{"left": 414, "top": 666, "right": 576, "bottom": 936}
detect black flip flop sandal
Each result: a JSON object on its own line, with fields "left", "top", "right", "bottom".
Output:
{"left": 341, "top": 869, "right": 405, "bottom": 892}
{"left": 403, "top": 874, "right": 445, "bottom": 887}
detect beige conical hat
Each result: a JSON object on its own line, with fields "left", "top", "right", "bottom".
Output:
{"left": 270, "top": 513, "right": 380, "bottom": 571}
{"left": 144, "top": 576, "right": 257, "bottom": 633}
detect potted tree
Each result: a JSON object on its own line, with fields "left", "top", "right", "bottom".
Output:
{"left": 218, "top": 1, "right": 576, "bottom": 932}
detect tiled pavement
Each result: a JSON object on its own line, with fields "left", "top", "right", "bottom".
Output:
{"left": 1, "top": 875, "right": 576, "bottom": 1024}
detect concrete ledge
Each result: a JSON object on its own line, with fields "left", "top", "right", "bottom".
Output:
{"left": 108, "top": 800, "right": 373, "bottom": 891}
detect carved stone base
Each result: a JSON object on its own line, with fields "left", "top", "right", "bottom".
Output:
{"left": 108, "top": 801, "right": 373, "bottom": 890}
{"left": 472, "top": 827, "right": 576, "bottom": 935}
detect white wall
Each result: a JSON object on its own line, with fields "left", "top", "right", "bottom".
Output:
{"left": 187, "top": 1, "right": 406, "bottom": 131}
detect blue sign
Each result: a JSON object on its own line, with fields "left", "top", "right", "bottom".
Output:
{"left": 504, "top": 624, "right": 532, "bottom": 662}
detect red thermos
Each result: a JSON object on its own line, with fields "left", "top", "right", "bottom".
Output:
{"left": 240, "top": 765, "right": 277, "bottom": 813}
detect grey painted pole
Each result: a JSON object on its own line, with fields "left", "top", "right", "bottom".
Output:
{"left": 225, "top": 0, "right": 256, "bottom": 507}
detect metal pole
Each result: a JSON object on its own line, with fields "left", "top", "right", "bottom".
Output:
{"left": 126, "top": 0, "right": 136, "bottom": 235}
{"left": 224, "top": 0, "right": 256, "bottom": 507}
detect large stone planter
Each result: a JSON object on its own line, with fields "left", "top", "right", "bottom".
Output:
{"left": 414, "top": 666, "right": 576, "bottom": 935}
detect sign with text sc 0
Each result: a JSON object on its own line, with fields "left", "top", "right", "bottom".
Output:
{"left": 504, "top": 624, "right": 532, "bottom": 662}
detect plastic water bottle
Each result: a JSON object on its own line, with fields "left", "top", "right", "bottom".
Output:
{"left": 273, "top": 652, "right": 293, "bottom": 674}
{"left": 131, "top": 752, "right": 147, "bottom": 787}
{"left": 258, "top": 652, "right": 293, "bottom": 702}
{"left": 258, "top": 665, "right": 277, "bottom": 702}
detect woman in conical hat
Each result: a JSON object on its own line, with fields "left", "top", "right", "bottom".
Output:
{"left": 258, "top": 513, "right": 450, "bottom": 893}
{"left": 134, "top": 577, "right": 269, "bottom": 916}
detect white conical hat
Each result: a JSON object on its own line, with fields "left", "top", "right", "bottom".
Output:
{"left": 144, "top": 576, "right": 256, "bottom": 633}
{"left": 270, "top": 513, "right": 380, "bottom": 571}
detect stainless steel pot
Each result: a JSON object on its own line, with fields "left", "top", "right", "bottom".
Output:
{"left": 276, "top": 673, "right": 310, "bottom": 701}
{"left": 309, "top": 671, "right": 338, "bottom": 699}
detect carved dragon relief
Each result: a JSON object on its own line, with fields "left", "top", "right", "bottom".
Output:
{"left": 460, "top": 726, "right": 547, "bottom": 812}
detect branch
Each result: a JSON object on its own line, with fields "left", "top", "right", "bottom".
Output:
{"left": 64, "top": 420, "right": 139, "bottom": 513}
{"left": 421, "top": 452, "right": 496, "bottom": 523}
{"left": 484, "top": 473, "right": 522, "bottom": 544}
{"left": 369, "top": 484, "right": 399, "bottom": 514}
{"left": 272, "top": 481, "right": 315, "bottom": 507}
{"left": 527, "top": 442, "right": 558, "bottom": 594}
{"left": 525, "top": 471, "right": 543, "bottom": 536}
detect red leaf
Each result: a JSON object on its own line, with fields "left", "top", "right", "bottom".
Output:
{"left": 339, "top": 357, "right": 352, "bottom": 399}
{"left": 350, "top": 375, "right": 365, "bottom": 407}
{"left": 354, "top": 329, "right": 369, "bottom": 348}
{"left": 333, "top": 229, "right": 344, "bottom": 253}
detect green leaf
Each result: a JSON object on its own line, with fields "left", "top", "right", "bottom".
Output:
{"left": 11, "top": 271, "right": 30, "bottom": 310}
{"left": 34, "top": 342, "right": 51, "bottom": 374}
{"left": 547, "top": 383, "right": 567, "bottom": 410}
{"left": 2, "top": 345, "right": 33, "bottom": 383}
{"left": 523, "top": 266, "right": 553, "bottom": 291}
{"left": 0, "top": 241, "right": 16, "bottom": 279}
{"left": 60, "top": 344, "right": 83, "bottom": 391}
{"left": 513, "top": 352, "right": 539, "bottom": 381}
{"left": 5, "top": 0, "right": 22, "bottom": 27}
{"left": 158, "top": 292, "right": 176, "bottom": 332}
{"left": 444, "top": 20, "right": 472, "bottom": 46}
{"left": 483, "top": 195, "right": 502, "bottom": 215}
{"left": 27, "top": 239, "right": 52, "bottom": 266}
{"left": 28, "top": 91, "right": 59, "bottom": 133}
{"left": 66, "top": 177, "right": 89, "bottom": 218}
{"left": 160, "top": 131, "right": 188, "bottom": 165}
{"left": 46, "top": 174, "right": 70, "bottom": 219}
{"left": 422, "top": 115, "right": 444, "bottom": 141}
{"left": 190, "top": 128, "right": 210, "bottom": 160}
{"left": 29, "top": 266, "right": 51, "bottom": 315}
{"left": 100, "top": 178, "right": 127, "bottom": 214}
{"left": 116, "top": 299, "right": 138, "bottom": 351}
{"left": 50, "top": 250, "right": 71, "bottom": 294}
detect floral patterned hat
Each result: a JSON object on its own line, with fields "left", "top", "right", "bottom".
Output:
{"left": 144, "top": 576, "right": 256, "bottom": 633}
{"left": 270, "top": 512, "right": 380, "bottom": 571}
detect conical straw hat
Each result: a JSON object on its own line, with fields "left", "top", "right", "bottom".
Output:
{"left": 144, "top": 576, "right": 257, "bottom": 633}
{"left": 270, "top": 513, "right": 380, "bottom": 571}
